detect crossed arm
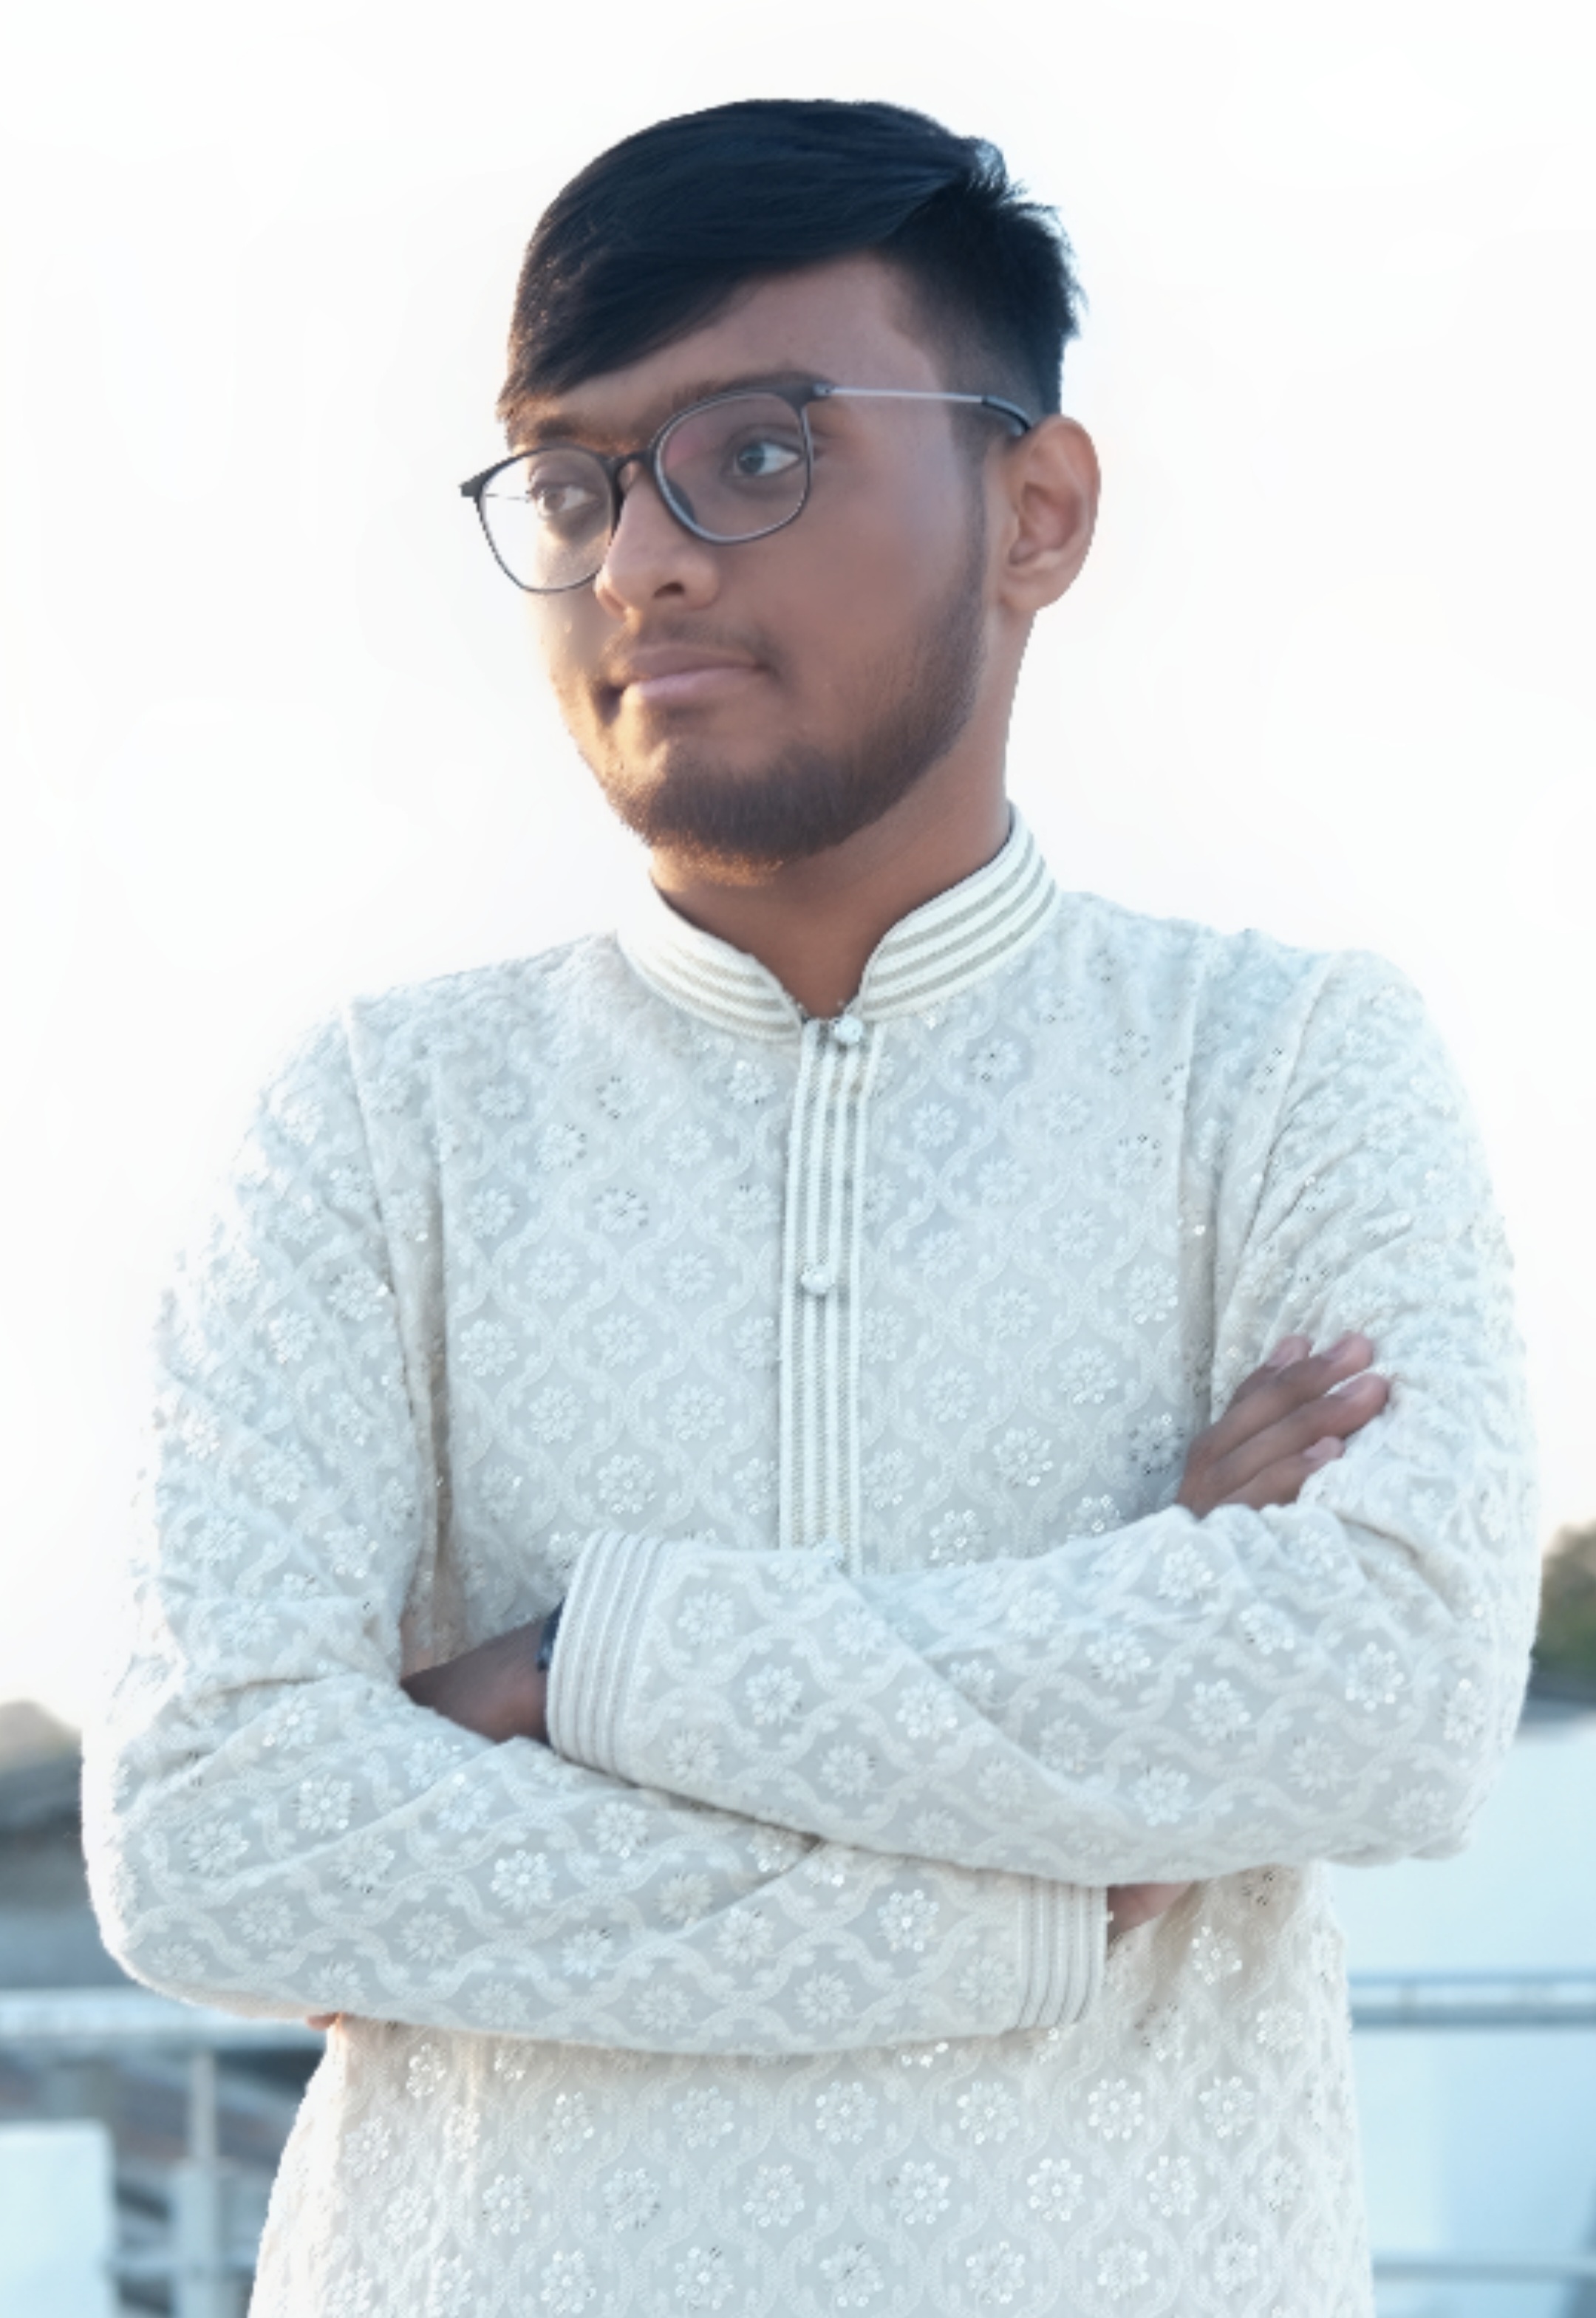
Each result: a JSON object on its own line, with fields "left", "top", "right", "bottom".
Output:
{"left": 402, "top": 1332, "right": 1389, "bottom": 1935}
{"left": 85, "top": 958, "right": 1538, "bottom": 2053}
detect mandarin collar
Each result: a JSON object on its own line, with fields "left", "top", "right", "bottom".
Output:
{"left": 618, "top": 811, "right": 1059, "bottom": 1042}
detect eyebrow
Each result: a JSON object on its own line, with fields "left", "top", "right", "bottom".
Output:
{"left": 514, "top": 368, "right": 829, "bottom": 451}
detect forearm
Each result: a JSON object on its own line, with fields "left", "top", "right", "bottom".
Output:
{"left": 550, "top": 964, "right": 1539, "bottom": 1886}
{"left": 88, "top": 1020, "right": 1106, "bottom": 2056}
{"left": 86, "top": 1565, "right": 1105, "bottom": 2055}
{"left": 549, "top": 1425, "right": 1532, "bottom": 1890}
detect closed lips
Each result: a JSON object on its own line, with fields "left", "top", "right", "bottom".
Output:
{"left": 610, "top": 653, "right": 763, "bottom": 706}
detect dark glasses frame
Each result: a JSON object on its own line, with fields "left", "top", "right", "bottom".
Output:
{"left": 459, "top": 380, "right": 1034, "bottom": 593}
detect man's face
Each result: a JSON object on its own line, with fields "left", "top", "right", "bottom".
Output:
{"left": 517, "top": 258, "right": 1010, "bottom": 875}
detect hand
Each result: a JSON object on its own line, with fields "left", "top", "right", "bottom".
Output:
{"left": 400, "top": 1621, "right": 549, "bottom": 1744}
{"left": 1176, "top": 1333, "right": 1389, "bottom": 1518}
{"left": 1106, "top": 1881, "right": 1193, "bottom": 1938}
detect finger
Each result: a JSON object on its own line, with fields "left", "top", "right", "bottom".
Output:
{"left": 1181, "top": 1371, "right": 1369, "bottom": 1512}
{"left": 1227, "top": 1337, "right": 1313, "bottom": 1407}
{"left": 1204, "top": 1334, "right": 1377, "bottom": 1460}
{"left": 1179, "top": 1337, "right": 1385, "bottom": 1518}
{"left": 1221, "top": 1434, "right": 1348, "bottom": 1511}
{"left": 1107, "top": 1881, "right": 1195, "bottom": 1933}
{"left": 306, "top": 2013, "right": 340, "bottom": 2031}
{"left": 1207, "top": 1373, "right": 1388, "bottom": 1501}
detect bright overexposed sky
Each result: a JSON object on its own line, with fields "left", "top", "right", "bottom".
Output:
{"left": 1, "top": 0, "right": 1591, "bottom": 1728}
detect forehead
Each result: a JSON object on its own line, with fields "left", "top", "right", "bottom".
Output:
{"left": 515, "top": 256, "right": 943, "bottom": 448}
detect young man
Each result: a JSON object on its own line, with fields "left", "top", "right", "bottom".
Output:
{"left": 88, "top": 100, "right": 1538, "bottom": 2317}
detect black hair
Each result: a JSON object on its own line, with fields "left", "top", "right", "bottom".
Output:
{"left": 498, "top": 99, "right": 1082, "bottom": 435}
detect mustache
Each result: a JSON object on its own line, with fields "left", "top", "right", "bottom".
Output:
{"left": 593, "top": 624, "right": 780, "bottom": 689}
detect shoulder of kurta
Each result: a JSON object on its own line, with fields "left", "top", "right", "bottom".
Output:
{"left": 340, "top": 933, "right": 623, "bottom": 1062}
{"left": 1036, "top": 891, "right": 1418, "bottom": 1088}
{"left": 1043, "top": 887, "right": 1351, "bottom": 1011}
{"left": 236, "top": 935, "right": 631, "bottom": 1159}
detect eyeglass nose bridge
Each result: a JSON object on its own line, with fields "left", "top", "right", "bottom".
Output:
{"left": 609, "top": 441, "right": 683, "bottom": 526}
{"left": 591, "top": 442, "right": 716, "bottom": 582}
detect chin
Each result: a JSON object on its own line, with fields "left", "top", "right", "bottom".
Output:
{"left": 576, "top": 604, "right": 983, "bottom": 872}
{"left": 598, "top": 751, "right": 927, "bottom": 876}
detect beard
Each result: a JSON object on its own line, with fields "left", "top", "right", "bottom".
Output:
{"left": 575, "top": 520, "right": 989, "bottom": 874}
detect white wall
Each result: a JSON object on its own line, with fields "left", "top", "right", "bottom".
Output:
{"left": 0, "top": 2122, "right": 115, "bottom": 2318}
{"left": 1331, "top": 1716, "right": 1596, "bottom": 2315}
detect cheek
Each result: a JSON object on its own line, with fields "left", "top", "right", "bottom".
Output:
{"left": 788, "top": 468, "right": 974, "bottom": 654}
{"left": 891, "top": 458, "right": 981, "bottom": 573}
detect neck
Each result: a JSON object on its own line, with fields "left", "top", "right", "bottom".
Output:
{"left": 648, "top": 756, "right": 1012, "bottom": 1020}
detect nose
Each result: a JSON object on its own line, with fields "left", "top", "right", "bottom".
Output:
{"left": 591, "top": 462, "right": 721, "bottom": 616}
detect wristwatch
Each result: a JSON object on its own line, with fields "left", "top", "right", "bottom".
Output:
{"left": 534, "top": 1601, "right": 565, "bottom": 1674}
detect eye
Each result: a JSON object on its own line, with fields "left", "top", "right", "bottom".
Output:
{"left": 528, "top": 477, "right": 604, "bottom": 528}
{"left": 496, "top": 450, "right": 611, "bottom": 542}
{"left": 730, "top": 434, "right": 804, "bottom": 481}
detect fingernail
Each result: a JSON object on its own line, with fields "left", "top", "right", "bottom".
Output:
{"left": 1306, "top": 1436, "right": 1343, "bottom": 1465}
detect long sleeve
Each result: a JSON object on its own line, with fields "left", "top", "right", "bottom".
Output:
{"left": 548, "top": 955, "right": 1540, "bottom": 1886}
{"left": 83, "top": 1019, "right": 1105, "bottom": 2054}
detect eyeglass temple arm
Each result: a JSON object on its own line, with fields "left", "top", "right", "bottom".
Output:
{"left": 811, "top": 384, "right": 1034, "bottom": 434}
{"left": 459, "top": 386, "right": 1037, "bottom": 496}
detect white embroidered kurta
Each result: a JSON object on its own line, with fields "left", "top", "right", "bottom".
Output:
{"left": 85, "top": 818, "right": 1538, "bottom": 2318}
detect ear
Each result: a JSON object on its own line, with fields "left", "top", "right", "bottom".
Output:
{"left": 992, "top": 417, "right": 1099, "bottom": 613}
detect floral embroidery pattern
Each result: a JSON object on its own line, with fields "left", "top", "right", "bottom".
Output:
{"left": 88, "top": 853, "right": 1535, "bottom": 2318}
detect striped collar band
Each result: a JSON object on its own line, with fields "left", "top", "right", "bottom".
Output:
{"left": 618, "top": 812, "right": 1060, "bottom": 1042}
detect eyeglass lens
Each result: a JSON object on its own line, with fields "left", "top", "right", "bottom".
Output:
{"left": 479, "top": 392, "right": 811, "bottom": 592}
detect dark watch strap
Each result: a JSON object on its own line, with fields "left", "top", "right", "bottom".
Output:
{"left": 533, "top": 1600, "right": 565, "bottom": 1674}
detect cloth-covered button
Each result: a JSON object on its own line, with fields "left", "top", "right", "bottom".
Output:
{"left": 799, "top": 1263, "right": 835, "bottom": 1297}
{"left": 831, "top": 1014, "right": 864, "bottom": 1048}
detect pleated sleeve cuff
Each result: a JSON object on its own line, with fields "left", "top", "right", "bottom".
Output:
{"left": 1017, "top": 1877, "right": 1107, "bottom": 2031}
{"left": 545, "top": 1528, "right": 672, "bottom": 1777}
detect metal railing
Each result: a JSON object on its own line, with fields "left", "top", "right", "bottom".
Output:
{"left": 2, "top": 1975, "right": 1594, "bottom": 2310}
{"left": 0, "top": 1988, "right": 320, "bottom": 2318}
{"left": 1350, "top": 1968, "right": 1596, "bottom": 2032}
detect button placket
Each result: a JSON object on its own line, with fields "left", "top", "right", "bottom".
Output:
{"left": 778, "top": 1017, "right": 879, "bottom": 1567}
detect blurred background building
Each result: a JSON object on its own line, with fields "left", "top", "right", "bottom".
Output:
{"left": 0, "top": 1704, "right": 317, "bottom": 2315}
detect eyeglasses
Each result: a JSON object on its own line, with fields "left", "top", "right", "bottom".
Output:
{"left": 459, "top": 381, "right": 1033, "bottom": 594}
